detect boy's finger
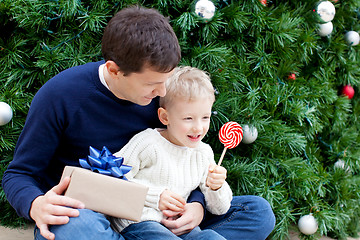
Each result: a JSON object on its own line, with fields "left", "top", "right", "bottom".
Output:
{"left": 208, "top": 164, "right": 216, "bottom": 173}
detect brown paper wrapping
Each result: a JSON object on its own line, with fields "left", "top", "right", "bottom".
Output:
{"left": 61, "top": 166, "right": 148, "bottom": 221}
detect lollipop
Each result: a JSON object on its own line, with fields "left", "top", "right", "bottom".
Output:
{"left": 218, "top": 121, "right": 243, "bottom": 165}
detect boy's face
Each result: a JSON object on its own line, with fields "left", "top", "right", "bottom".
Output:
{"left": 110, "top": 66, "right": 174, "bottom": 106}
{"left": 160, "top": 97, "right": 213, "bottom": 148}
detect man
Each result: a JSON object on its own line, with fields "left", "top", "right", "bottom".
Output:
{"left": 2, "top": 5, "right": 275, "bottom": 240}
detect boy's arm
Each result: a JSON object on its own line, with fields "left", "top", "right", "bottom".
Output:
{"left": 200, "top": 144, "right": 233, "bottom": 215}
{"left": 202, "top": 181, "right": 233, "bottom": 215}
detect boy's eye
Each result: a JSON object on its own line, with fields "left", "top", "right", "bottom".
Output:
{"left": 203, "top": 116, "right": 210, "bottom": 120}
{"left": 184, "top": 117, "right": 192, "bottom": 120}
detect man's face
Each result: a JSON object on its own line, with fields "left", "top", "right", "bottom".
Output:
{"left": 111, "top": 67, "right": 174, "bottom": 106}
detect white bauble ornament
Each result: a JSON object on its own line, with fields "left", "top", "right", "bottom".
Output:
{"left": 344, "top": 31, "right": 360, "bottom": 46}
{"left": 334, "top": 159, "right": 345, "bottom": 169}
{"left": 298, "top": 214, "right": 318, "bottom": 235}
{"left": 314, "top": 1, "right": 336, "bottom": 23}
{"left": 0, "top": 102, "right": 13, "bottom": 126}
{"left": 334, "top": 159, "right": 351, "bottom": 173}
{"left": 242, "top": 125, "right": 258, "bottom": 144}
{"left": 195, "top": 0, "right": 215, "bottom": 20}
{"left": 317, "top": 21, "right": 333, "bottom": 37}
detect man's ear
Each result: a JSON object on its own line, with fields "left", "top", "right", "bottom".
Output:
{"left": 105, "top": 60, "right": 123, "bottom": 78}
{"left": 158, "top": 107, "right": 169, "bottom": 125}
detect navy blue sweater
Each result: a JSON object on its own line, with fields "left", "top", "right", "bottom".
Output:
{"left": 2, "top": 61, "right": 204, "bottom": 219}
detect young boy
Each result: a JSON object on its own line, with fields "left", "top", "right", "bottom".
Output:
{"left": 111, "top": 66, "right": 232, "bottom": 240}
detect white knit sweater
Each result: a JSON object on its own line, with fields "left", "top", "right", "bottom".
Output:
{"left": 111, "top": 128, "right": 233, "bottom": 232}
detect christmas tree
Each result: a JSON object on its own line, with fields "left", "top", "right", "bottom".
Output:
{"left": 1, "top": 0, "right": 359, "bottom": 239}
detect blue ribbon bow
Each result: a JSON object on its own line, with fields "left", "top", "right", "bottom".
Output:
{"left": 79, "top": 146, "right": 131, "bottom": 180}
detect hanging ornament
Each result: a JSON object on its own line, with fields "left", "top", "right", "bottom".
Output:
{"left": 341, "top": 85, "right": 355, "bottom": 99}
{"left": 298, "top": 213, "right": 318, "bottom": 235}
{"left": 334, "top": 159, "right": 345, "bottom": 168}
{"left": 194, "top": 0, "right": 216, "bottom": 20}
{"left": 334, "top": 159, "right": 351, "bottom": 173}
{"left": 317, "top": 21, "right": 333, "bottom": 37}
{"left": 0, "top": 101, "right": 13, "bottom": 126}
{"left": 260, "top": 0, "right": 267, "bottom": 6}
{"left": 344, "top": 31, "right": 360, "bottom": 46}
{"left": 288, "top": 73, "right": 296, "bottom": 80}
{"left": 313, "top": 1, "right": 336, "bottom": 23}
{"left": 242, "top": 125, "right": 258, "bottom": 144}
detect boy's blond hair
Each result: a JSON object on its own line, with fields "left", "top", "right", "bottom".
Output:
{"left": 160, "top": 66, "right": 215, "bottom": 107}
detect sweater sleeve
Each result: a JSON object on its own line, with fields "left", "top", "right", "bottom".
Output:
{"left": 199, "top": 144, "right": 233, "bottom": 215}
{"left": 114, "top": 129, "right": 166, "bottom": 211}
{"left": 2, "top": 62, "right": 103, "bottom": 220}
{"left": 2, "top": 82, "right": 66, "bottom": 220}
{"left": 202, "top": 182, "right": 233, "bottom": 215}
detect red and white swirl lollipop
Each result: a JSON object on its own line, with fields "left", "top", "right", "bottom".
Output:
{"left": 218, "top": 122, "right": 243, "bottom": 165}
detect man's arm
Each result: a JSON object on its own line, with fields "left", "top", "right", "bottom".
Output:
{"left": 187, "top": 187, "right": 206, "bottom": 208}
{"left": 2, "top": 85, "right": 63, "bottom": 219}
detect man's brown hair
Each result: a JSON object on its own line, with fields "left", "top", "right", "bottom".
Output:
{"left": 101, "top": 6, "right": 181, "bottom": 76}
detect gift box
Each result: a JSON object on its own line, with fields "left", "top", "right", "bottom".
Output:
{"left": 60, "top": 146, "right": 148, "bottom": 222}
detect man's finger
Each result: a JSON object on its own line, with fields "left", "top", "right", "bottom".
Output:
{"left": 49, "top": 205, "right": 80, "bottom": 218}
{"left": 170, "top": 226, "right": 189, "bottom": 236}
{"left": 44, "top": 214, "right": 71, "bottom": 225}
{"left": 39, "top": 224, "right": 55, "bottom": 240}
{"left": 49, "top": 195, "right": 85, "bottom": 209}
{"left": 161, "top": 217, "right": 178, "bottom": 229}
{"left": 162, "top": 218, "right": 190, "bottom": 236}
{"left": 51, "top": 177, "right": 71, "bottom": 195}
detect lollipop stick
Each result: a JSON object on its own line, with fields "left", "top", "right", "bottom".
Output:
{"left": 218, "top": 147, "right": 228, "bottom": 166}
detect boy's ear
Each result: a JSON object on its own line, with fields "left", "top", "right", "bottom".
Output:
{"left": 158, "top": 107, "right": 169, "bottom": 125}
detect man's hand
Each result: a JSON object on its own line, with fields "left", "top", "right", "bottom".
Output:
{"left": 30, "top": 177, "right": 85, "bottom": 240}
{"left": 206, "top": 164, "right": 227, "bottom": 191}
{"left": 159, "top": 189, "right": 186, "bottom": 212}
{"left": 161, "top": 202, "right": 204, "bottom": 236}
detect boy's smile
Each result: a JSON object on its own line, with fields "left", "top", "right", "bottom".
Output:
{"left": 158, "top": 97, "right": 213, "bottom": 148}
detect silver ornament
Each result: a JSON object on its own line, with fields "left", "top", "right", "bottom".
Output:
{"left": 298, "top": 214, "right": 318, "bottom": 235}
{"left": 344, "top": 31, "right": 360, "bottom": 46}
{"left": 195, "top": 0, "right": 215, "bottom": 20}
{"left": 314, "top": 1, "right": 336, "bottom": 23}
{"left": 317, "top": 21, "right": 333, "bottom": 37}
{"left": 0, "top": 102, "right": 13, "bottom": 126}
{"left": 242, "top": 125, "right": 258, "bottom": 144}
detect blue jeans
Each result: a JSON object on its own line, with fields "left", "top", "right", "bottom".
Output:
{"left": 200, "top": 195, "right": 275, "bottom": 240}
{"left": 122, "top": 222, "right": 225, "bottom": 240}
{"left": 34, "top": 195, "right": 275, "bottom": 240}
{"left": 34, "top": 209, "right": 124, "bottom": 240}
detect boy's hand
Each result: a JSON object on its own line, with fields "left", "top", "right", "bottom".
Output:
{"left": 159, "top": 189, "right": 186, "bottom": 212}
{"left": 161, "top": 202, "right": 204, "bottom": 235}
{"left": 206, "top": 164, "right": 227, "bottom": 191}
